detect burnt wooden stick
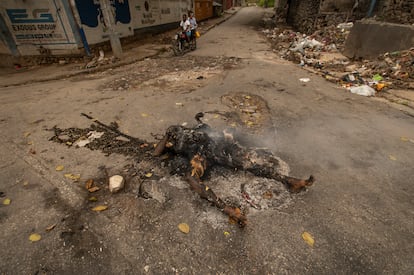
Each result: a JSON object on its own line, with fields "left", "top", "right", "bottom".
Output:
{"left": 153, "top": 135, "right": 168, "bottom": 157}
{"left": 185, "top": 174, "right": 247, "bottom": 227}
{"left": 80, "top": 113, "right": 138, "bottom": 141}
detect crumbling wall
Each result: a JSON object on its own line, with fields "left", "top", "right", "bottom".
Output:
{"left": 276, "top": 0, "right": 414, "bottom": 34}
{"left": 375, "top": 0, "right": 414, "bottom": 24}
{"left": 286, "top": 0, "right": 320, "bottom": 34}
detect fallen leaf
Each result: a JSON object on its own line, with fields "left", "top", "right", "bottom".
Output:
{"left": 55, "top": 165, "right": 64, "bottom": 171}
{"left": 27, "top": 141, "right": 33, "bottom": 145}
{"left": 376, "top": 83, "right": 386, "bottom": 91}
{"left": 88, "top": 186, "right": 100, "bottom": 193}
{"left": 29, "top": 233, "right": 41, "bottom": 242}
{"left": 23, "top": 181, "right": 29, "bottom": 186}
{"left": 245, "top": 95, "right": 251, "bottom": 99}
{"left": 400, "top": 137, "right": 409, "bottom": 142}
{"left": 24, "top": 132, "right": 31, "bottom": 138}
{"left": 88, "top": 196, "right": 98, "bottom": 202}
{"left": 178, "top": 223, "right": 190, "bottom": 234}
{"left": 85, "top": 179, "right": 94, "bottom": 190}
{"left": 3, "top": 198, "right": 11, "bottom": 205}
{"left": 66, "top": 141, "right": 73, "bottom": 146}
{"left": 205, "top": 186, "right": 209, "bottom": 191}
{"left": 92, "top": 205, "right": 108, "bottom": 212}
{"left": 145, "top": 173, "right": 153, "bottom": 178}
{"left": 389, "top": 155, "right": 397, "bottom": 161}
{"left": 224, "top": 231, "right": 230, "bottom": 236}
{"left": 141, "top": 113, "right": 149, "bottom": 117}
{"left": 213, "top": 114, "right": 219, "bottom": 119}
{"left": 45, "top": 224, "right": 56, "bottom": 232}
{"left": 246, "top": 121, "right": 254, "bottom": 126}
{"left": 302, "top": 232, "right": 314, "bottom": 247}
{"left": 64, "top": 173, "right": 81, "bottom": 181}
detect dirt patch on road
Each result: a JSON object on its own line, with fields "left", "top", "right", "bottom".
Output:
{"left": 221, "top": 92, "right": 275, "bottom": 133}
{"left": 95, "top": 56, "right": 241, "bottom": 92}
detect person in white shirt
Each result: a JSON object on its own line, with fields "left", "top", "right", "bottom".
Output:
{"left": 179, "top": 14, "right": 191, "bottom": 42}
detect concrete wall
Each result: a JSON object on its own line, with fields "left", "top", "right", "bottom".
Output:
{"left": 343, "top": 20, "right": 414, "bottom": 59}
{"left": 0, "top": 0, "right": 81, "bottom": 56}
{"left": 76, "top": 0, "right": 192, "bottom": 45}
{"left": 0, "top": 0, "right": 193, "bottom": 56}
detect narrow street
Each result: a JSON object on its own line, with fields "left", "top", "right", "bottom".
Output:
{"left": 0, "top": 6, "right": 413, "bottom": 274}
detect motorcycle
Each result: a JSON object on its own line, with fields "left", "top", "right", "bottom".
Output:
{"left": 172, "top": 31, "right": 196, "bottom": 56}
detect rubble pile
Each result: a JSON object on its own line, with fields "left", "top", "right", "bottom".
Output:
{"left": 262, "top": 24, "right": 414, "bottom": 93}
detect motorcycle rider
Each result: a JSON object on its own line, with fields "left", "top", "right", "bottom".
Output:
{"left": 188, "top": 11, "right": 197, "bottom": 40}
{"left": 179, "top": 14, "right": 191, "bottom": 42}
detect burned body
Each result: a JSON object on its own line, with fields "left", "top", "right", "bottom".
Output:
{"left": 154, "top": 113, "right": 314, "bottom": 226}
{"left": 155, "top": 114, "right": 314, "bottom": 192}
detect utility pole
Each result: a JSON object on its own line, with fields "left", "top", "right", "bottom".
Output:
{"left": 99, "top": 0, "right": 123, "bottom": 58}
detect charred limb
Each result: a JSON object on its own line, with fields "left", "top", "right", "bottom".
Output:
{"left": 185, "top": 174, "right": 247, "bottom": 227}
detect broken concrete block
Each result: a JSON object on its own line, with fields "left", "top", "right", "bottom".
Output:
{"left": 109, "top": 175, "right": 124, "bottom": 193}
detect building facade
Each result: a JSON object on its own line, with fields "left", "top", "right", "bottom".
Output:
{"left": 0, "top": 0, "right": 193, "bottom": 57}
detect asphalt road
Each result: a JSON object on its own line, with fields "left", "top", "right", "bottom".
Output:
{"left": 0, "top": 6, "right": 413, "bottom": 274}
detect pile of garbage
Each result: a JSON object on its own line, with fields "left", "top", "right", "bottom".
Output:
{"left": 262, "top": 23, "right": 414, "bottom": 95}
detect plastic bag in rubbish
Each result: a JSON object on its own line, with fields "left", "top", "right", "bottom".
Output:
{"left": 349, "top": 85, "right": 376, "bottom": 96}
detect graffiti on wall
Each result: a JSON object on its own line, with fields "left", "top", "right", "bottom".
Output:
{"left": 75, "top": 0, "right": 131, "bottom": 29}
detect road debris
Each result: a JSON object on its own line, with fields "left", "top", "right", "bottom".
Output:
{"left": 2, "top": 198, "right": 11, "bottom": 205}
{"left": 45, "top": 224, "right": 57, "bottom": 232}
{"left": 29, "top": 233, "right": 41, "bottom": 242}
{"left": 178, "top": 223, "right": 190, "bottom": 234}
{"left": 350, "top": 85, "right": 376, "bottom": 97}
{"left": 262, "top": 24, "right": 414, "bottom": 94}
{"left": 302, "top": 231, "right": 315, "bottom": 247}
{"left": 92, "top": 205, "right": 108, "bottom": 212}
{"left": 109, "top": 175, "right": 125, "bottom": 193}
{"left": 73, "top": 130, "right": 104, "bottom": 147}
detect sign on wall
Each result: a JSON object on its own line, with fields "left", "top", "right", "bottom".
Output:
{"left": 2, "top": 0, "right": 77, "bottom": 45}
